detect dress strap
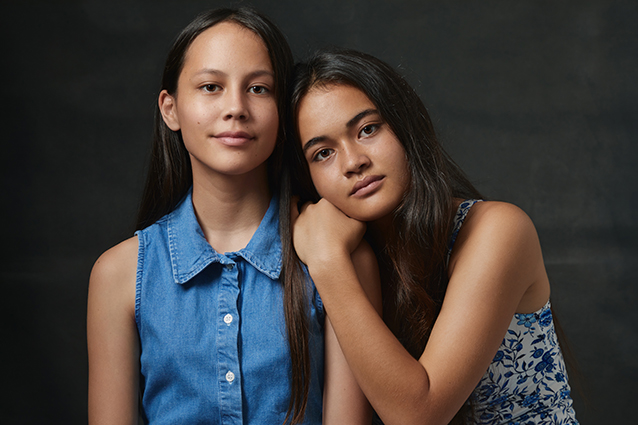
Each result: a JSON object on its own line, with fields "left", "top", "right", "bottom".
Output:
{"left": 447, "top": 199, "right": 482, "bottom": 265}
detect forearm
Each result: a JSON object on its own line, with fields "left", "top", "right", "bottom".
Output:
{"left": 309, "top": 258, "right": 436, "bottom": 425}
{"left": 323, "top": 315, "right": 373, "bottom": 425}
{"left": 299, "top": 201, "right": 543, "bottom": 425}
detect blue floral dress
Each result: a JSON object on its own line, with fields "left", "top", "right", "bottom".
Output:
{"left": 450, "top": 200, "right": 578, "bottom": 424}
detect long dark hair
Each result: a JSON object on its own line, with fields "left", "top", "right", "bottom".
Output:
{"left": 137, "top": 7, "right": 292, "bottom": 229}
{"left": 289, "top": 48, "right": 483, "bottom": 424}
{"left": 136, "top": 8, "right": 311, "bottom": 424}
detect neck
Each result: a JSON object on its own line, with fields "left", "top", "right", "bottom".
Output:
{"left": 191, "top": 163, "right": 272, "bottom": 254}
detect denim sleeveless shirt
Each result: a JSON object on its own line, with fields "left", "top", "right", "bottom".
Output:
{"left": 134, "top": 191, "right": 324, "bottom": 424}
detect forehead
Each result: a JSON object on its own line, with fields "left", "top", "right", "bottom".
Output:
{"left": 182, "top": 21, "right": 272, "bottom": 72}
{"left": 297, "top": 84, "right": 375, "bottom": 136}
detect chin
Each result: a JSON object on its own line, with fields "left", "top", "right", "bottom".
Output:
{"left": 341, "top": 206, "right": 394, "bottom": 223}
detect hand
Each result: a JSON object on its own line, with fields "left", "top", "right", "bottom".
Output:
{"left": 291, "top": 197, "right": 366, "bottom": 268}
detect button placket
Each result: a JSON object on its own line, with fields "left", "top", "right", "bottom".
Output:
{"left": 217, "top": 259, "right": 242, "bottom": 424}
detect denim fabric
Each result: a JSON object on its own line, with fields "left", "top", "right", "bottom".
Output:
{"left": 135, "top": 191, "right": 324, "bottom": 424}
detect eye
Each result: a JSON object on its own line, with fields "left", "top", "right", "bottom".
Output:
{"left": 202, "top": 84, "right": 221, "bottom": 93}
{"left": 359, "top": 124, "right": 379, "bottom": 138}
{"left": 313, "top": 148, "right": 333, "bottom": 162}
{"left": 249, "top": 85, "right": 269, "bottom": 95}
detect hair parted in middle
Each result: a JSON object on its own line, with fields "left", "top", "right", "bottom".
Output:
{"left": 136, "top": 8, "right": 312, "bottom": 425}
{"left": 137, "top": 7, "right": 293, "bottom": 230}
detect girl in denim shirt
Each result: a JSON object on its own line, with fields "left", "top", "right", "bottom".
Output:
{"left": 87, "top": 10, "right": 376, "bottom": 425}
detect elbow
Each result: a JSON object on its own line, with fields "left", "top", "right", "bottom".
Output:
{"left": 381, "top": 408, "right": 450, "bottom": 425}
{"left": 377, "top": 378, "right": 454, "bottom": 425}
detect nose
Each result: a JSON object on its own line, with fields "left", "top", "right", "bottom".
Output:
{"left": 342, "top": 143, "right": 371, "bottom": 175}
{"left": 223, "top": 88, "right": 249, "bottom": 121}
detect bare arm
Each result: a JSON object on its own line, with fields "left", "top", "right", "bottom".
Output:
{"left": 323, "top": 241, "right": 382, "bottom": 425}
{"left": 87, "top": 236, "right": 140, "bottom": 425}
{"left": 294, "top": 200, "right": 550, "bottom": 425}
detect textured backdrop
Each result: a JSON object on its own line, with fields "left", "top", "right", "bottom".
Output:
{"left": 1, "top": 0, "right": 636, "bottom": 423}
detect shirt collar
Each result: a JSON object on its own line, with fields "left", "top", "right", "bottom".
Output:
{"left": 167, "top": 189, "right": 282, "bottom": 284}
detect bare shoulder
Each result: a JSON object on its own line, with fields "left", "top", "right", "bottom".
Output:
{"left": 450, "top": 200, "right": 543, "bottom": 277}
{"left": 450, "top": 200, "right": 549, "bottom": 312}
{"left": 91, "top": 236, "right": 139, "bottom": 283}
{"left": 87, "top": 236, "right": 141, "bottom": 423}
{"left": 466, "top": 200, "right": 534, "bottom": 230}
{"left": 456, "top": 201, "right": 539, "bottom": 249}
{"left": 89, "top": 236, "right": 139, "bottom": 315}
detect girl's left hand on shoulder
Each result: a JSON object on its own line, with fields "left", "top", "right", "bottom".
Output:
{"left": 291, "top": 197, "right": 366, "bottom": 268}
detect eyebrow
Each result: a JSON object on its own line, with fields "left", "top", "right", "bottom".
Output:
{"left": 193, "top": 69, "right": 274, "bottom": 79}
{"left": 302, "top": 109, "right": 378, "bottom": 154}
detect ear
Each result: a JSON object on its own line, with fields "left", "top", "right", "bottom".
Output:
{"left": 158, "top": 90, "right": 180, "bottom": 131}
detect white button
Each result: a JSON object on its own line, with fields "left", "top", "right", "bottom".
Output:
{"left": 223, "top": 314, "right": 233, "bottom": 324}
{"left": 226, "top": 371, "right": 235, "bottom": 382}
{"left": 225, "top": 264, "right": 234, "bottom": 271}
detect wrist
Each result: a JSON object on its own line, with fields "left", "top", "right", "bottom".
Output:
{"left": 306, "top": 252, "right": 355, "bottom": 282}
{"left": 306, "top": 246, "right": 350, "bottom": 269}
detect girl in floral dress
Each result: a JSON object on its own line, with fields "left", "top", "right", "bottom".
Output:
{"left": 289, "top": 48, "right": 578, "bottom": 425}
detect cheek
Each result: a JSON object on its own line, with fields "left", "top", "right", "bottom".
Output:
{"left": 308, "top": 168, "right": 325, "bottom": 195}
{"left": 177, "top": 103, "right": 207, "bottom": 132}
{"left": 259, "top": 103, "right": 280, "bottom": 140}
{"left": 308, "top": 167, "right": 334, "bottom": 200}
{"left": 395, "top": 153, "right": 410, "bottom": 184}
{"left": 386, "top": 142, "right": 409, "bottom": 177}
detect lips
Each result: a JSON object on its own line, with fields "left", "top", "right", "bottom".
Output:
{"left": 350, "top": 175, "right": 384, "bottom": 197}
{"left": 214, "top": 131, "right": 254, "bottom": 146}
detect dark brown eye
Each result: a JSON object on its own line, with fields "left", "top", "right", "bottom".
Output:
{"left": 249, "top": 85, "right": 268, "bottom": 94}
{"left": 203, "top": 84, "right": 220, "bottom": 92}
{"left": 360, "top": 124, "right": 378, "bottom": 137}
{"left": 314, "top": 148, "right": 333, "bottom": 162}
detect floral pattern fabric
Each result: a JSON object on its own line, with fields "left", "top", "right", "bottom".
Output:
{"left": 470, "top": 302, "right": 578, "bottom": 424}
{"left": 451, "top": 200, "right": 578, "bottom": 424}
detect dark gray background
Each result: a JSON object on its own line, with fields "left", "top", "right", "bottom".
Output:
{"left": 1, "top": 0, "right": 636, "bottom": 423}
